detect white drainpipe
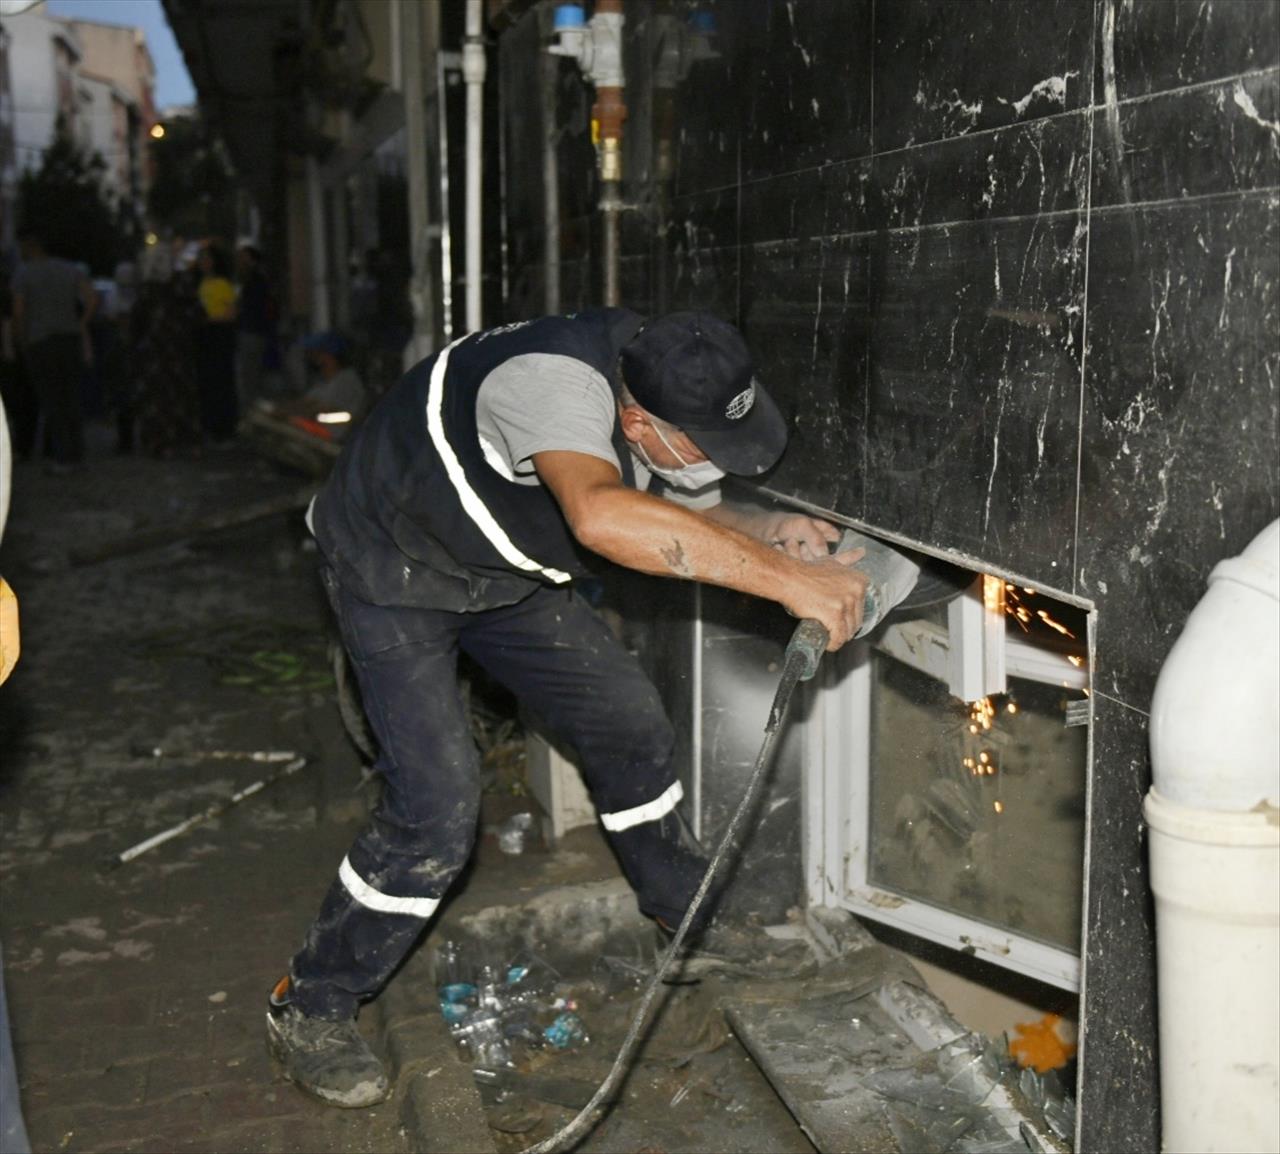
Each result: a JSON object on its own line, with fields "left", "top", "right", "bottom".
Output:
{"left": 305, "top": 152, "right": 330, "bottom": 332}
{"left": 1146, "top": 518, "right": 1279, "bottom": 1153}
{"left": 401, "top": 0, "right": 436, "bottom": 369}
{"left": 463, "top": 0, "right": 486, "bottom": 334}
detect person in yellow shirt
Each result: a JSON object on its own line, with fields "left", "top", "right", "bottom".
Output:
{"left": 198, "top": 266, "right": 236, "bottom": 322}
{"left": 195, "top": 242, "right": 238, "bottom": 443}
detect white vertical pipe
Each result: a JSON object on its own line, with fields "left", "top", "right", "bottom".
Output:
{"left": 401, "top": 0, "right": 435, "bottom": 365}
{"left": 541, "top": 37, "right": 560, "bottom": 315}
{"left": 1146, "top": 519, "right": 1280, "bottom": 1154}
{"left": 463, "top": 0, "right": 486, "bottom": 333}
{"left": 601, "top": 186, "right": 620, "bottom": 307}
{"left": 332, "top": 177, "right": 351, "bottom": 329}
{"left": 436, "top": 50, "right": 454, "bottom": 343}
{"left": 305, "top": 152, "right": 330, "bottom": 331}
{"left": 301, "top": 0, "right": 329, "bottom": 332}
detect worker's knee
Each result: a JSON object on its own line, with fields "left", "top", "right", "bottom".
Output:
{"left": 612, "top": 707, "right": 676, "bottom": 773}
{"left": 352, "top": 800, "right": 479, "bottom": 898}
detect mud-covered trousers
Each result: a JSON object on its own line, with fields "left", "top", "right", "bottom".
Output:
{"left": 290, "top": 570, "right": 705, "bottom": 1020}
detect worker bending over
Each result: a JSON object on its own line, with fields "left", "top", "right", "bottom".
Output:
{"left": 268, "top": 310, "right": 868, "bottom": 1107}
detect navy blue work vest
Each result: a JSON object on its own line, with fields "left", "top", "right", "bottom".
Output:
{"left": 312, "top": 309, "right": 643, "bottom": 612}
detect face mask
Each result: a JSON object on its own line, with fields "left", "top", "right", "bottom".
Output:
{"left": 635, "top": 422, "right": 726, "bottom": 490}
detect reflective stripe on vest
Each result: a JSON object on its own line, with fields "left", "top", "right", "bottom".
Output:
{"left": 599, "top": 780, "right": 684, "bottom": 833}
{"left": 426, "top": 338, "right": 573, "bottom": 585}
{"left": 339, "top": 855, "right": 441, "bottom": 918}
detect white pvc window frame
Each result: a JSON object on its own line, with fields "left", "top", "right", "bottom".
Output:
{"left": 802, "top": 585, "right": 1089, "bottom": 993}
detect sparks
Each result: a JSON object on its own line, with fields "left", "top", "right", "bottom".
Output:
{"left": 1037, "top": 609, "right": 1076, "bottom": 638}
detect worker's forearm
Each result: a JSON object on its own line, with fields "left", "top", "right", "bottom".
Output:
{"left": 572, "top": 488, "right": 800, "bottom": 603}
{"left": 700, "top": 502, "right": 778, "bottom": 540}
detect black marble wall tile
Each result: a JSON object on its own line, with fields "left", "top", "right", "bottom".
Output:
{"left": 858, "top": 215, "right": 1086, "bottom": 580}
{"left": 662, "top": 188, "right": 740, "bottom": 319}
{"left": 1093, "top": 69, "right": 1280, "bottom": 210}
{"left": 1076, "top": 192, "right": 1280, "bottom": 708}
{"left": 864, "top": 112, "right": 1092, "bottom": 232}
{"left": 669, "top": 0, "right": 744, "bottom": 197}
{"left": 739, "top": 234, "right": 871, "bottom": 521}
{"left": 737, "top": 0, "right": 874, "bottom": 181}
{"left": 873, "top": 0, "right": 1095, "bottom": 153}
{"left": 758, "top": 113, "right": 1093, "bottom": 247}
{"left": 739, "top": 165, "right": 836, "bottom": 248}
{"left": 1106, "top": 0, "right": 1280, "bottom": 100}
{"left": 1078, "top": 692, "right": 1160, "bottom": 1154}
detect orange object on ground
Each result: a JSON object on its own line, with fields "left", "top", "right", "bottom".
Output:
{"left": 286, "top": 415, "right": 334, "bottom": 441}
{"left": 1009, "top": 1012, "right": 1077, "bottom": 1072}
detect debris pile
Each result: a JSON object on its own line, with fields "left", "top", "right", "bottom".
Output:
{"left": 863, "top": 1031, "right": 1075, "bottom": 1153}
{"left": 435, "top": 942, "right": 590, "bottom": 1075}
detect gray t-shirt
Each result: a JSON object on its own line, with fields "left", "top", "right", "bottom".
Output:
{"left": 12, "top": 258, "right": 86, "bottom": 344}
{"left": 475, "top": 353, "right": 721, "bottom": 510}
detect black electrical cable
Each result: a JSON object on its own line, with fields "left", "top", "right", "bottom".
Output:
{"left": 519, "top": 617, "right": 830, "bottom": 1154}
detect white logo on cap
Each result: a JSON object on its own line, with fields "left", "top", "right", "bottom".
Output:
{"left": 725, "top": 382, "right": 755, "bottom": 420}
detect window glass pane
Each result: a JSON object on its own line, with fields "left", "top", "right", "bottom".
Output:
{"left": 867, "top": 656, "right": 1088, "bottom": 953}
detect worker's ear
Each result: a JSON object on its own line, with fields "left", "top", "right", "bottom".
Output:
{"left": 618, "top": 404, "right": 649, "bottom": 446}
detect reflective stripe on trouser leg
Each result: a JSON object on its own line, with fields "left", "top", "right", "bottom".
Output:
{"left": 338, "top": 855, "right": 440, "bottom": 919}
{"left": 452, "top": 588, "right": 699, "bottom": 924}
{"left": 599, "top": 781, "right": 684, "bottom": 832}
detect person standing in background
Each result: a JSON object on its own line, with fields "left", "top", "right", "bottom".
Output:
{"left": 195, "top": 241, "right": 238, "bottom": 444}
{"left": 100, "top": 261, "right": 138, "bottom": 454}
{"left": 133, "top": 247, "right": 203, "bottom": 458}
{"left": 10, "top": 230, "right": 96, "bottom": 472}
{"left": 235, "top": 240, "right": 272, "bottom": 411}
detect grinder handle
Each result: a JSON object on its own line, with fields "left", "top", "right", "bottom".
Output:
{"left": 785, "top": 617, "right": 830, "bottom": 682}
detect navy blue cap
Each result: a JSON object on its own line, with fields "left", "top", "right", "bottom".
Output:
{"left": 619, "top": 312, "right": 787, "bottom": 476}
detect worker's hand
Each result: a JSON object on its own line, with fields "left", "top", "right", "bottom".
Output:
{"left": 781, "top": 548, "right": 868, "bottom": 650}
{"left": 765, "top": 513, "right": 842, "bottom": 560}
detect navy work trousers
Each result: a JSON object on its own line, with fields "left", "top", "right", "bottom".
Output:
{"left": 291, "top": 571, "right": 699, "bottom": 1020}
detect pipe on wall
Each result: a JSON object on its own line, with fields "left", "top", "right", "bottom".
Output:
{"left": 305, "top": 152, "right": 330, "bottom": 331}
{"left": 463, "top": 0, "right": 486, "bottom": 333}
{"left": 401, "top": 0, "right": 437, "bottom": 367}
{"left": 592, "top": 0, "right": 625, "bottom": 307}
{"left": 1146, "top": 518, "right": 1279, "bottom": 1153}
{"left": 541, "top": 16, "right": 561, "bottom": 316}
{"left": 548, "top": 0, "right": 626, "bottom": 307}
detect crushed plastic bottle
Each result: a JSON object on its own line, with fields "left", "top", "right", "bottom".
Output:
{"left": 543, "top": 1011, "right": 588, "bottom": 1050}
{"left": 497, "top": 812, "right": 535, "bottom": 854}
{"left": 435, "top": 941, "right": 587, "bottom": 1066}
{"left": 437, "top": 939, "right": 464, "bottom": 986}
